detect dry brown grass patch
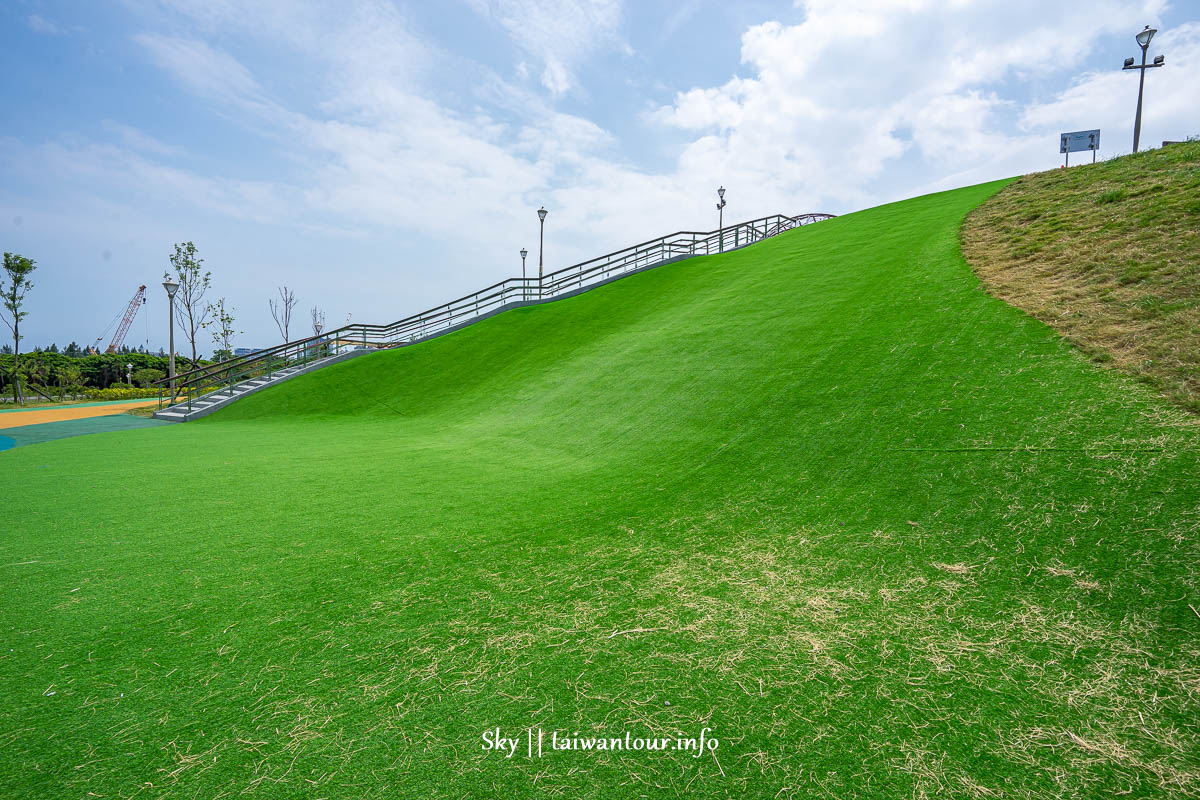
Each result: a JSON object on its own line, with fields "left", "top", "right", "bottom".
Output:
{"left": 962, "top": 143, "right": 1200, "bottom": 413}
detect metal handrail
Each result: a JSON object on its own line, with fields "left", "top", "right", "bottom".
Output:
{"left": 155, "top": 211, "right": 833, "bottom": 408}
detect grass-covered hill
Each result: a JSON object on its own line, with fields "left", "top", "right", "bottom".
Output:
{"left": 2, "top": 180, "right": 1198, "bottom": 799}
{"left": 963, "top": 141, "right": 1200, "bottom": 412}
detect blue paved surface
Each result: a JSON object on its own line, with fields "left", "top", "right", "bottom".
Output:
{"left": 0, "top": 415, "right": 169, "bottom": 450}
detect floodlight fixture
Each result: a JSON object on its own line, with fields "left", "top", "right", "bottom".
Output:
{"left": 161, "top": 281, "right": 179, "bottom": 396}
{"left": 537, "top": 207, "right": 548, "bottom": 284}
{"left": 716, "top": 186, "right": 727, "bottom": 252}
{"left": 1123, "top": 24, "right": 1166, "bottom": 153}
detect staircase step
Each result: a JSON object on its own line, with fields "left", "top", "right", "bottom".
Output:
{"left": 160, "top": 348, "right": 371, "bottom": 421}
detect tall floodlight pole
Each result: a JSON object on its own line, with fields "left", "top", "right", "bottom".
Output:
{"left": 520, "top": 247, "right": 529, "bottom": 300}
{"left": 537, "top": 206, "right": 548, "bottom": 297}
{"left": 1123, "top": 25, "right": 1165, "bottom": 153}
{"left": 716, "top": 186, "right": 727, "bottom": 252}
{"left": 162, "top": 280, "right": 179, "bottom": 397}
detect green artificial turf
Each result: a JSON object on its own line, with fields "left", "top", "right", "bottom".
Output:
{"left": 2, "top": 180, "right": 1198, "bottom": 798}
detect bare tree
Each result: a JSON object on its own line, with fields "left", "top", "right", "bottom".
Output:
{"left": 310, "top": 305, "right": 325, "bottom": 337}
{"left": 269, "top": 285, "right": 297, "bottom": 342}
{"left": 164, "top": 242, "right": 211, "bottom": 368}
{"left": 1, "top": 252, "right": 36, "bottom": 403}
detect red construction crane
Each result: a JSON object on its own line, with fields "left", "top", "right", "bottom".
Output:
{"left": 97, "top": 285, "right": 147, "bottom": 354}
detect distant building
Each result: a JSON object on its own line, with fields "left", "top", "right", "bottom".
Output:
{"left": 233, "top": 347, "right": 263, "bottom": 357}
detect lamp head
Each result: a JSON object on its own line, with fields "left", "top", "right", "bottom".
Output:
{"left": 717, "top": 185, "right": 725, "bottom": 200}
{"left": 520, "top": 248, "right": 528, "bottom": 259}
{"left": 1136, "top": 25, "right": 1156, "bottom": 48}
{"left": 1153, "top": 54, "right": 1164, "bottom": 65}
{"left": 162, "top": 280, "right": 179, "bottom": 298}
{"left": 537, "top": 206, "right": 548, "bottom": 222}
{"left": 1124, "top": 56, "right": 1135, "bottom": 67}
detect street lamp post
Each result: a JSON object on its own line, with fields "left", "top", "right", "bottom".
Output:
{"left": 716, "top": 186, "right": 727, "bottom": 252}
{"left": 162, "top": 280, "right": 179, "bottom": 398}
{"left": 1123, "top": 25, "right": 1165, "bottom": 153}
{"left": 520, "top": 247, "right": 528, "bottom": 300}
{"left": 126, "top": 363, "right": 133, "bottom": 385}
{"left": 537, "top": 207, "right": 548, "bottom": 297}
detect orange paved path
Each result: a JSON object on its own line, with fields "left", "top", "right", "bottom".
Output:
{"left": 0, "top": 399, "right": 159, "bottom": 429}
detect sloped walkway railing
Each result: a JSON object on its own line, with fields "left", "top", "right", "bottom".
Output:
{"left": 154, "top": 211, "right": 833, "bottom": 419}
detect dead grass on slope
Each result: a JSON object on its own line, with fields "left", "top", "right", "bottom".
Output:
{"left": 962, "top": 142, "right": 1200, "bottom": 413}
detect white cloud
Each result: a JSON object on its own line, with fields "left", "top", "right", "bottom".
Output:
{"left": 466, "top": 0, "right": 625, "bottom": 94}
{"left": 134, "top": 34, "right": 265, "bottom": 105}
{"left": 99, "top": 120, "right": 187, "bottom": 157}
{"left": 69, "top": 1, "right": 1197, "bottom": 249}
{"left": 1020, "top": 23, "right": 1200, "bottom": 145}
{"left": 9, "top": 0, "right": 1199, "bottom": 350}
{"left": 68, "top": 1, "right": 1199, "bottom": 269}
{"left": 911, "top": 91, "right": 1010, "bottom": 163}
{"left": 27, "top": 14, "right": 61, "bottom": 35}
{"left": 650, "top": 0, "right": 1173, "bottom": 211}
{"left": 119, "top": 4, "right": 639, "bottom": 248}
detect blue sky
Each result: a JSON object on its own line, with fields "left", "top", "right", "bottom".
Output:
{"left": 1, "top": 0, "right": 1197, "bottom": 354}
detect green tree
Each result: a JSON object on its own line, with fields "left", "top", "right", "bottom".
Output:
{"left": 203, "top": 297, "right": 241, "bottom": 364}
{"left": 19, "top": 355, "right": 54, "bottom": 401}
{"left": 131, "top": 367, "right": 165, "bottom": 388}
{"left": 1, "top": 252, "right": 36, "bottom": 403}
{"left": 58, "top": 361, "right": 84, "bottom": 392}
{"left": 164, "top": 242, "right": 211, "bottom": 372}
{"left": 129, "top": 367, "right": 163, "bottom": 388}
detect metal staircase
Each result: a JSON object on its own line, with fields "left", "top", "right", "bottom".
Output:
{"left": 154, "top": 349, "right": 370, "bottom": 421}
{"left": 153, "top": 211, "right": 834, "bottom": 421}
